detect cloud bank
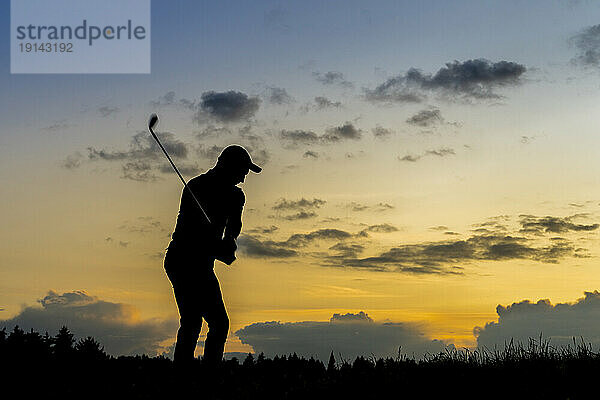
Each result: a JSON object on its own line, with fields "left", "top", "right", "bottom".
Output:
{"left": 0, "top": 290, "right": 176, "bottom": 356}
{"left": 236, "top": 312, "right": 451, "bottom": 361}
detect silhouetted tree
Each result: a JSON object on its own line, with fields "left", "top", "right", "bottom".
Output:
{"left": 327, "top": 351, "right": 336, "bottom": 373}
{"left": 243, "top": 352, "right": 255, "bottom": 367}
{"left": 53, "top": 326, "right": 75, "bottom": 358}
{"left": 76, "top": 336, "right": 108, "bottom": 361}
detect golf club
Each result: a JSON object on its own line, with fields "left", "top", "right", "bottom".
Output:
{"left": 147, "top": 113, "right": 236, "bottom": 265}
{"left": 147, "top": 113, "right": 211, "bottom": 224}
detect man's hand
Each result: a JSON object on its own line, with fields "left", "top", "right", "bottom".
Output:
{"left": 215, "top": 237, "right": 237, "bottom": 265}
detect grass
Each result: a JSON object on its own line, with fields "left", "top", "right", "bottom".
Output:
{"left": 1, "top": 326, "right": 599, "bottom": 399}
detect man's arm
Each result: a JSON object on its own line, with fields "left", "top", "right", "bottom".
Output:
{"left": 223, "top": 190, "right": 245, "bottom": 240}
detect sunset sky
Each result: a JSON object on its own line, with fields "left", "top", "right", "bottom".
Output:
{"left": 3, "top": 0, "right": 600, "bottom": 360}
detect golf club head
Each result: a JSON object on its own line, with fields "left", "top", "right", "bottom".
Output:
{"left": 148, "top": 113, "right": 159, "bottom": 130}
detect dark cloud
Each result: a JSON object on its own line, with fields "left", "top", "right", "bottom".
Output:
{"left": 280, "top": 123, "right": 362, "bottom": 147}
{"left": 314, "top": 96, "right": 342, "bottom": 110}
{"left": 196, "top": 144, "right": 224, "bottom": 160}
{"left": 430, "top": 226, "right": 449, "bottom": 231}
{"left": 519, "top": 215, "right": 599, "bottom": 235}
{"left": 406, "top": 108, "right": 444, "bottom": 127}
{"left": 372, "top": 126, "right": 393, "bottom": 139}
{"left": 570, "top": 24, "right": 600, "bottom": 67}
{"left": 88, "top": 131, "right": 188, "bottom": 162}
{"left": 399, "top": 147, "right": 455, "bottom": 162}
{"left": 237, "top": 235, "right": 298, "bottom": 258}
{"left": 121, "top": 161, "right": 157, "bottom": 182}
{"left": 303, "top": 150, "right": 319, "bottom": 159}
{"left": 360, "top": 224, "right": 399, "bottom": 233}
{"left": 90, "top": 127, "right": 198, "bottom": 182}
{"left": 285, "top": 229, "right": 353, "bottom": 248}
{"left": 281, "top": 211, "right": 317, "bottom": 220}
{"left": 280, "top": 129, "right": 320, "bottom": 146}
{"left": 247, "top": 225, "right": 279, "bottom": 234}
{"left": 273, "top": 198, "right": 326, "bottom": 211}
{"left": 236, "top": 312, "right": 451, "bottom": 361}
{"left": 265, "top": 86, "right": 294, "bottom": 105}
{"left": 198, "top": 91, "right": 261, "bottom": 123}
{"left": 0, "top": 290, "right": 176, "bottom": 356}
{"left": 322, "top": 233, "right": 585, "bottom": 274}
{"left": 345, "top": 202, "right": 395, "bottom": 212}
{"left": 365, "top": 59, "right": 527, "bottom": 103}
{"left": 426, "top": 148, "right": 455, "bottom": 157}
{"left": 322, "top": 122, "right": 362, "bottom": 142}
{"left": 399, "top": 154, "right": 421, "bottom": 162}
{"left": 98, "top": 106, "right": 119, "bottom": 117}
{"left": 149, "top": 91, "right": 197, "bottom": 111}
{"left": 328, "top": 243, "right": 366, "bottom": 258}
{"left": 312, "top": 71, "right": 354, "bottom": 89}
{"left": 475, "top": 291, "right": 600, "bottom": 349}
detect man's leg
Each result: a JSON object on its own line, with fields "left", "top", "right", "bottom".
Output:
{"left": 172, "top": 280, "right": 203, "bottom": 365}
{"left": 201, "top": 272, "right": 229, "bottom": 366}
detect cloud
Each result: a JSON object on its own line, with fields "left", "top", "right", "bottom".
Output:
{"left": 0, "top": 290, "right": 176, "bottom": 356}
{"left": 284, "top": 229, "right": 354, "bottom": 249}
{"left": 281, "top": 211, "right": 317, "bottom": 220}
{"left": 236, "top": 312, "right": 451, "bottom": 361}
{"left": 328, "top": 243, "right": 366, "bottom": 258}
{"left": 273, "top": 198, "right": 326, "bottom": 211}
{"left": 322, "top": 122, "right": 362, "bottom": 142}
{"left": 399, "top": 147, "right": 455, "bottom": 162}
{"left": 474, "top": 291, "right": 600, "bottom": 349}
{"left": 570, "top": 24, "right": 600, "bottom": 67}
{"left": 345, "top": 202, "right": 395, "bottom": 212}
{"left": 406, "top": 108, "right": 444, "bottom": 127}
{"left": 247, "top": 225, "right": 279, "bottom": 234}
{"left": 237, "top": 234, "right": 298, "bottom": 258}
{"left": 87, "top": 131, "right": 189, "bottom": 163}
{"left": 399, "top": 154, "right": 421, "bottom": 162}
{"left": 150, "top": 91, "right": 177, "bottom": 107}
{"left": 42, "top": 120, "right": 73, "bottom": 132}
{"left": 196, "top": 125, "right": 233, "bottom": 139}
{"left": 322, "top": 233, "right": 586, "bottom": 274}
{"left": 519, "top": 215, "right": 599, "bottom": 235}
{"left": 364, "top": 59, "right": 527, "bottom": 103}
{"left": 280, "top": 122, "right": 362, "bottom": 147}
{"left": 314, "top": 96, "right": 342, "bottom": 110}
{"left": 265, "top": 86, "right": 294, "bottom": 105}
{"left": 372, "top": 126, "right": 393, "bottom": 139}
{"left": 98, "top": 106, "right": 119, "bottom": 117}
{"left": 87, "top": 132, "right": 200, "bottom": 182}
{"left": 119, "top": 216, "right": 167, "bottom": 235}
{"left": 198, "top": 91, "right": 260, "bottom": 123}
{"left": 60, "top": 152, "right": 84, "bottom": 169}
{"left": 360, "top": 223, "right": 399, "bottom": 233}
{"left": 303, "top": 151, "right": 319, "bottom": 159}
{"left": 312, "top": 71, "right": 354, "bottom": 89}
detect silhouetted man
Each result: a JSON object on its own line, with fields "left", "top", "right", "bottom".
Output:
{"left": 164, "top": 145, "right": 261, "bottom": 367}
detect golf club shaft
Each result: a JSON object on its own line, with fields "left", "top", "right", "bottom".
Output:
{"left": 148, "top": 126, "right": 212, "bottom": 224}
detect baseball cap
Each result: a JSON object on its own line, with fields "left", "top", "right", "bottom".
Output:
{"left": 217, "top": 145, "right": 262, "bottom": 173}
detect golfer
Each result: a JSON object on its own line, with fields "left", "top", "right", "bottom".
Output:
{"left": 164, "top": 144, "right": 261, "bottom": 367}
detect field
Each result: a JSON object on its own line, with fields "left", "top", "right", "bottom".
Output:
{"left": 2, "top": 326, "right": 598, "bottom": 399}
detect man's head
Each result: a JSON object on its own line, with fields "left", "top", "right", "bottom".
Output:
{"left": 215, "top": 145, "right": 262, "bottom": 184}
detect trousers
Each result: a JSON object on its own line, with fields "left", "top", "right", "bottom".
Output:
{"left": 164, "top": 242, "right": 229, "bottom": 365}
